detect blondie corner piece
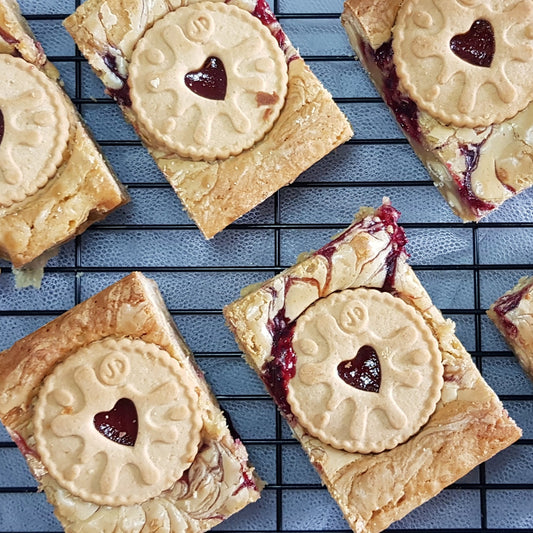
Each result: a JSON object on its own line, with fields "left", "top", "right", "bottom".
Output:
{"left": 0, "top": 0, "right": 129, "bottom": 269}
{"left": 224, "top": 199, "right": 521, "bottom": 533}
{"left": 341, "top": 0, "right": 533, "bottom": 222}
{"left": 488, "top": 276, "right": 533, "bottom": 381}
{"left": 0, "top": 272, "right": 262, "bottom": 533}
{"left": 63, "top": 0, "right": 353, "bottom": 239}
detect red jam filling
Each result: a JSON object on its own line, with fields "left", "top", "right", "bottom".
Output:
{"left": 373, "top": 204, "right": 408, "bottom": 292}
{"left": 319, "top": 203, "right": 407, "bottom": 292}
{"left": 0, "top": 109, "right": 4, "bottom": 147}
{"left": 263, "top": 295, "right": 297, "bottom": 418}
{"left": 10, "top": 430, "right": 40, "bottom": 460}
{"left": 262, "top": 204, "right": 407, "bottom": 417}
{"left": 337, "top": 345, "right": 381, "bottom": 393}
{"left": 450, "top": 19, "right": 495, "bottom": 68}
{"left": 233, "top": 467, "right": 258, "bottom": 496}
{"left": 251, "top": 0, "right": 290, "bottom": 55}
{"left": 93, "top": 397, "right": 138, "bottom": 447}
{"left": 361, "top": 38, "right": 500, "bottom": 218}
{"left": 452, "top": 142, "right": 497, "bottom": 216}
{"left": 493, "top": 281, "right": 533, "bottom": 338}
{"left": 103, "top": 52, "right": 132, "bottom": 107}
{"left": 185, "top": 56, "right": 227, "bottom": 101}
{"left": 364, "top": 40, "right": 422, "bottom": 144}
{"left": 0, "top": 27, "right": 18, "bottom": 45}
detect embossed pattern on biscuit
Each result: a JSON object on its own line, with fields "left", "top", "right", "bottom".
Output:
{"left": 393, "top": 0, "right": 533, "bottom": 128}
{"left": 33, "top": 337, "right": 202, "bottom": 506}
{"left": 287, "top": 288, "right": 443, "bottom": 454}
{"left": 128, "top": 1, "right": 288, "bottom": 161}
{"left": 0, "top": 55, "right": 69, "bottom": 208}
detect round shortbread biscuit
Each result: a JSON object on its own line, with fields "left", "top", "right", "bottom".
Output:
{"left": 33, "top": 337, "right": 202, "bottom": 506}
{"left": 393, "top": 0, "right": 533, "bottom": 127}
{"left": 287, "top": 288, "right": 443, "bottom": 454}
{"left": 0, "top": 55, "right": 69, "bottom": 207}
{"left": 128, "top": 2, "right": 288, "bottom": 161}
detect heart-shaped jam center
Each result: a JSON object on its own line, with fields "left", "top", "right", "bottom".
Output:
{"left": 450, "top": 19, "right": 495, "bottom": 68}
{"left": 0, "top": 109, "right": 4, "bottom": 147}
{"left": 185, "top": 56, "right": 227, "bottom": 101}
{"left": 337, "top": 345, "right": 381, "bottom": 393}
{"left": 94, "top": 398, "right": 138, "bottom": 446}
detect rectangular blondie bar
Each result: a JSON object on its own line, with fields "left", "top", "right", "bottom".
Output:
{"left": 224, "top": 199, "right": 521, "bottom": 532}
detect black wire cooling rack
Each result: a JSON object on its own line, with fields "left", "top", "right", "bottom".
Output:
{"left": 0, "top": 0, "right": 532, "bottom": 531}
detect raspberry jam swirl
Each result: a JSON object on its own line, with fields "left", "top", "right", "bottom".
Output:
{"left": 492, "top": 280, "right": 533, "bottom": 338}
{"left": 262, "top": 204, "right": 408, "bottom": 419}
{"left": 360, "top": 38, "right": 498, "bottom": 219}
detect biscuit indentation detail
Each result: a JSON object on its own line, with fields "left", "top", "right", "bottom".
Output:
{"left": 129, "top": 2, "right": 288, "bottom": 161}
{"left": 393, "top": 0, "right": 533, "bottom": 127}
{"left": 287, "top": 289, "right": 443, "bottom": 454}
{"left": 34, "top": 337, "right": 202, "bottom": 506}
{"left": 0, "top": 55, "right": 69, "bottom": 207}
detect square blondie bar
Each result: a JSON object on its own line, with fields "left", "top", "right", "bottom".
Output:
{"left": 488, "top": 276, "right": 533, "bottom": 381}
{"left": 0, "top": 0, "right": 128, "bottom": 269}
{"left": 224, "top": 199, "right": 521, "bottom": 532}
{"left": 0, "top": 272, "right": 261, "bottom": 533}
{"left": 64, "top": 0, "right": 353, "bottom": 238}
{"left": 341, "top": 0, "right": 533, "bottom": 221}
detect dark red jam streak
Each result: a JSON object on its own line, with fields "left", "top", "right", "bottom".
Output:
{"left": 364, "top": 40, "right": 422, "bottom": 144}
{"left": 263, "top": 294, "right": 297, "bottom": 419}
{"left": 185, "top": 56, "right": 227, "bottom": 100}
{"left": 93, "top": 397, "right": 138, "bottom": 447}
{"left": 250, "top": 0, "right": 293, "bottom": 58}
{"left": 233, "top": 467, "right": 258, "bottom": 496}
{"left": 363, "top": 39, "right": 499, "bottom": 218}
{"left": 450, "top": 19, "right": 495, "bottom": 68}
{"left": 452, "top": 142, "right": 497, "bottom": 216}
{"left": 337, "top": 345, "right": 381, "bottom": 393}
{"left": 493, "top": 281, "right": 533, "bottom": 338}
{"left": 0, "top": 27, "right": 18, "bottom": 45}
{"left": 0, "top": 109, "right": 4, "bottom": 147}
{"left": 103, "top": 52, "right": 132, "bottom": 107}
{"left": 374, "top": 204, "right": 408, "bottom": 292}
{"left": 11, "top": 430, "right": 40, "bottom": 460}
{"left": 262, "top": 204, "right": 407, "bottom": 416}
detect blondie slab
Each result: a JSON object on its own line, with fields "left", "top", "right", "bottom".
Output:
{"left": 488, "top": 276, "right": 533, "bottom": 381}
{"left": 341, "top": 0, "right": 533, "bottom": 221}
{"left": 224, "top": 199, "right": 521, "bottom": 532}
{"left": 0, "top": 0, "right": 128, "bottom": 268}
{"left": 0, "top": 272, "right": 262, "bottom": 533}
{"left": 64, "top": 0, "right": 353, "bottom": 238}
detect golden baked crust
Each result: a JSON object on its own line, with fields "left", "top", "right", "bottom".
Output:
{"left": 0, "top": 0, "right": 129, "bottom": 268}
{"left": 0, "top": 272, "right": 262, "bottom": 533}
{"left": 342, "top": 0, "right": 402, "bottom": 49}
{"left": 224, "top": 200, "right": 522, "bottom": 533}
{"left": 487, "top": 276, "right": 533, "bottom": 380}
{"left": 64, "top": 0, "right": 353, "bottom": 239}
{"left": 341, "top": 0, "right": 533, "bottom": 222}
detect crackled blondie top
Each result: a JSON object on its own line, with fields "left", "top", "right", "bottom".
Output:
{"left": 488, "top": 276, "right": 533, "bottom": 381}
{"left": 0, "top": 0, "right": 128, "bottom": 269}
{"left": 64, "top": 0, "right": 353, "bottom": 238}
{"left": 342, "top": 0, "right": 533, "bottom": 222}
{"left": 0, "top": 272, "right": 261, "bottom": 533}
{"left": 224, "top": 199, "right": 522, "bottom": 533}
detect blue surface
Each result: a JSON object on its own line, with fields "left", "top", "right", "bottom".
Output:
{"left": 0, "top": 1, "right": 532, "bottom": 532}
